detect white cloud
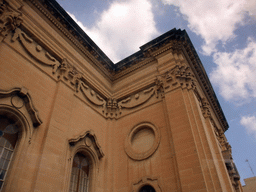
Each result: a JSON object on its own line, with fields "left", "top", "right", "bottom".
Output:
{"left": 69, "top": 0, "right": 159, "bottom": 63}
{"left": 240, "top": 115, "right": 256, "bottom": 138}
{"left": 210, "top": 38, "right": 256, "bottom": 101}
{"left": 162, "top": 0, "right": 256, "bottom": 55}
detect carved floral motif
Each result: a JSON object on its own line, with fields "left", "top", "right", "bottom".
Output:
{"left": 0, "top": 0, "right": 22, "bottom": 42}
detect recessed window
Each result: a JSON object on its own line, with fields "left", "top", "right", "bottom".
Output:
{"left": 0, "top": 116, "right": 19, "bottom": 191}
{"left": 69, "top": 153, "right": 90, "bottom": 192}
{"left": 139, "top": 185, "right": 156, "bottom": 192}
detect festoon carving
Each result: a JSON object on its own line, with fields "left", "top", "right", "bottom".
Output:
{"left": 0, "top": 0, "right": 22, "bottom": 42}
{"left": 9, "top": 28, "right": 194, "bottom": 119}
{"left": 69, "top": 130, "right": 104, "bottom": 160}
{"left": 12, "top": 28, "right": 60, "bottom": 73}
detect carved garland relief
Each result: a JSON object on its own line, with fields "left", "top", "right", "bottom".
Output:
{"left": 1, "top": 2, "right": 199, "bottom": 120}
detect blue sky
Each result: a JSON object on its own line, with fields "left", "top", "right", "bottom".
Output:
{"left": 56, "top": 0, "right": 256, "bottom": 185}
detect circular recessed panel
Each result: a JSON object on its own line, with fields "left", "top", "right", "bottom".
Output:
{"left": 125, "top": 123, "right": 160, "bottom": 161}
{"left": 131, "top": 127, "right": 155, "bottom": 154}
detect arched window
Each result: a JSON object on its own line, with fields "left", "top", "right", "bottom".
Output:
{"left": 69, "top": 152, "right": 90, "bottom": 192}
{"left": 139, "top": 185, "right": 156, "bottom": 192}
{"left": 0, "top": 115, "right": 19, "bottom": 191}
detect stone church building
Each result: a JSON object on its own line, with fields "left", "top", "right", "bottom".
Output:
{"left": 0, "top": 0, "right": 243, "bottom": 191}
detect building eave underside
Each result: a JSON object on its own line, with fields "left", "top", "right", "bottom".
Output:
{"left": 27, "top": 0, "right": 229, "bottom": 131}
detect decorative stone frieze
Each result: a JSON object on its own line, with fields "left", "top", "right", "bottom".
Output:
{"left": 0, "top": 0, "right": 22, "bottom": 42}
{"left": 12, "top": 28, "right": 60, "bottom": 73}
{"left": 79, "top": 82, "right": 106, "bottom": 108}
{"left": 9, "top": 27, "right": 166, "bottom": 118}
{"left": 118, "top": 87, "right": 156, "bottom": 109}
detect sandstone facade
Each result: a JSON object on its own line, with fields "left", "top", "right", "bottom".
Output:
{"left": 0, "top": 0, "right": 243, "bottom": 191}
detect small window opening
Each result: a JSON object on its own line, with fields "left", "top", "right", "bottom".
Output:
{"left": 139, "top": 185, "right": 156, "bottom": 192}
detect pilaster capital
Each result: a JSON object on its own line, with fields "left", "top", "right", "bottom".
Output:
{"left": 161, "top": 64, "right": 196, "bottom": 92}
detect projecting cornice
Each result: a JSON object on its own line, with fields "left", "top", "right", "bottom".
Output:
{"left": 22, "top": 0, "right": 228, "bottom": 131}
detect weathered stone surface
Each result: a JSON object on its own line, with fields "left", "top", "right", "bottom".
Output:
{"left": 0, "top": 0, "right": 243, "bottom": 191}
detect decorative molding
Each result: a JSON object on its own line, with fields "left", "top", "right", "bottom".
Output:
{"left": 132, "top": 176, "right": 162, "bottom": 192}
{"left": 0, "top": 87, "right": 42, "bottom": 127}
{"left": 208, "top": 119, "right": 241, "bottom": 189}
{"left": 118, "top": 87, "right": 155, "bottom": 109}
{"left": 69, "top": 130, "right": 104, "bottom": 159}
{"left": 79, "top": 82, "right": 105, "bottom": 107}
{"left": 19, "top": 1, "right": 229, "bottom": 130}
{"left": 27, "top": 0, "right": 114, "bottom": 79}
{"left": 12, "top": 28, "right": 60, "bottom": 73}
{"left": 200, "top": 97, "right": 211, "bottom": 118}
{"left": 102, "top": 98, "right": 120, "bottom": 118}
{"left": 0, "top": 0, "right": 23, "bottom": 42}
{"left": 161, "top": 64, "right": 196, "bottom": 92}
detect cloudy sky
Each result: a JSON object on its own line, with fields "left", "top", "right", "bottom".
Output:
{"left": 56, "top": 0, "right": 256, "bottom": 184}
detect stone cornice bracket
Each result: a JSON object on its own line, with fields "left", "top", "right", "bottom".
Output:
{"left": 163, "top": 64, "right": 196, "bottom": 91}
{"left": 0, "top": 0, "right": 23, "bottom": 42}
{"left": 69, "top": 130, "right": 104, "bottom": 159}
{"left": 0, "top": 87, "right": 42, "bottom": 127}
{"left": 11, "top": 28, "right": 60, "bottom": 73}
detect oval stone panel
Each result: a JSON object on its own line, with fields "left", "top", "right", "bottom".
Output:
{"left": 131, "top": 127, "right": 155, "bottom": 154}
